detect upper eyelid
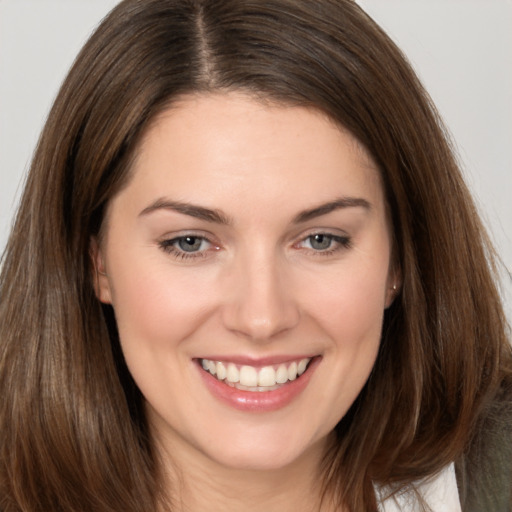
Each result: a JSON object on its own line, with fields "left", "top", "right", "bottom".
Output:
{"left": 296, "top": 233, "right": 350, "bottom": 246}
{"left": 157, "top": 228, "right": 351, "bottom": 248}
{"left": 164, "top": 235, "right": 215, "bottom": 250}
{"left": 158, "top": 230, "right": 217, "bottom": 244}
{"left": 292, "top": 227, "right": 350, "bottom": 242}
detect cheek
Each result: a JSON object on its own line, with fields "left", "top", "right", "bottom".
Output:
{"left": 106, "top": 261, "right": 221, "bottom": 410}
{"left": 318, "top": 288, "right": 384, "bottom": 383}
{"left": 304, "top": 260, "right": 388, "bottom": 401}
{"left": 107, "top": 256, "right": 218, "bottom": 348}
{"left": 310, "top": 262, "right": 389, "bottom": 340}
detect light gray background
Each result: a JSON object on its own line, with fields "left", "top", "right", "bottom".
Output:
{"left": 0, "top": 0, "right": 511, "bottom": 315}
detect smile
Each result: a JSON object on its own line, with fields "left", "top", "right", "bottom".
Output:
{"left": 200, "top": 358, "right": 312, "bottom": 391}
{"left": 197, "top": 355, "right": 319, "bottom": 412}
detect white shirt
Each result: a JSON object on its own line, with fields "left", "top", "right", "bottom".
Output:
{"left": 377, "top": 463, "right": 462, "bottom": 512}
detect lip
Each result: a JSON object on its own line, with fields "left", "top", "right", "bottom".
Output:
{"left": 196, "top": 356, "right": 321, "bottom": 412}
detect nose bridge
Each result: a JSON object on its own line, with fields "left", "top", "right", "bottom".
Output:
{"left": 222, "top": 243, "right": 300, "bottom": 340}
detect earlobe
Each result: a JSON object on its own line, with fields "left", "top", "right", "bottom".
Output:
{"left": 89, "top": 237, "right": 112, "bottom": 304}
{"left": 385, "top": 268, "right": 402, "bottom": 309}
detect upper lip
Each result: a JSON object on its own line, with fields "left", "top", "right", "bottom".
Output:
{"left": 196, "top": 354, "right": 318, "bottom": 367}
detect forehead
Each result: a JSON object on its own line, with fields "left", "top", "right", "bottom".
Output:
{"left": 115, "top": 92, "right": 385, "bottom": 218}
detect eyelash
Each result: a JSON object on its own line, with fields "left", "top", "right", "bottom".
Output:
{"left": 158, "top": 235, "right": 216, "bottom": 261}
{"left": 296, "top": 233, "right": 352, "bottom": 255}
{"left": 158, "top": 232, "right": 352, "bottom": 261}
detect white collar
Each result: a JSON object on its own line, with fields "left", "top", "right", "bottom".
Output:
{"left": 376, "top": 463, "right": 462, "bottom": 512}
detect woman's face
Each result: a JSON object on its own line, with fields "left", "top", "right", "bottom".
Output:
{"left": 94, "top": 93, "right": 397, "bottom": 472}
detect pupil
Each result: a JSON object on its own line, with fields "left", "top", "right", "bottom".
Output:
{"left": 179, "top": 237, "right": 202, "bottom": 252}
{"left": 311, "top": 234, "right": 331, "bottom": 250}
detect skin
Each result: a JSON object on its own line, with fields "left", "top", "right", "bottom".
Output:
{"left": 93, "top": 92, "right": 398, "bottom": 511}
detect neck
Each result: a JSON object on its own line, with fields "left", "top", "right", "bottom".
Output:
{"left": 155, "top": 433, "right": 341, "bottom": 512}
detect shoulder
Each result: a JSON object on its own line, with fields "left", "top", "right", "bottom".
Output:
{"left": 456, "top": 375, "right": 512, "bottom": 511}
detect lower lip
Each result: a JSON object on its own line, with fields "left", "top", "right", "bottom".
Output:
{"left": 197, "top": 357, "right": 320, "bottom": 412}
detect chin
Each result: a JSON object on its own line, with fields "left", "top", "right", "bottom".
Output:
{"left": 197, "top": 425, "right": 329, "bottom": 473}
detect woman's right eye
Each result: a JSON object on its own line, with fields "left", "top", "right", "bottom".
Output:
{"left": 174, "top": 236, "right": 208, "bottom": 252}
{"left": 158, "top": 235, "right": 215, "bottom": 260}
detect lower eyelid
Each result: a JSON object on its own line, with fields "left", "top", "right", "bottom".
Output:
{"left": 158, "top": 243, "right": 209, "bottom": 260}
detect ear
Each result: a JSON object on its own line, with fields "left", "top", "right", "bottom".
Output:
{"left": 385, "top": 265, "right": 402, "bottom": 309}
{"left": 89, "top": 237, "right": 112, "bottom": 304}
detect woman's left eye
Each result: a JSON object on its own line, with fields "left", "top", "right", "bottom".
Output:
{"left": 158, "top": 235, "right": 213, "bottom": 259}
{"left": 298, "top": 233, "right": 351, "bottom": 253}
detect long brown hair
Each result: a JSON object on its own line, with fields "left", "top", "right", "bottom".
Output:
{"left": 1, "top": 1, "right": 510, "bottom": 510}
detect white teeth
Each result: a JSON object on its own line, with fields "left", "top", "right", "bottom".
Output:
{"left": 226, "top": 381, "right": 281, "bottom": 392}
{"left": 201, "top": 357, "right": 312, "bottom": 390}
{"left": 239, "top": 366, "right": 258, "bottom": 387}
{"left": 216, "top": 361, "right": 227, "bottom": 380}
{"left": 206, "top": 359, "right": 216, "bottom": 375}
{"left": 276, "top": 364, "right": 289, "bottom": 384}
{"left": 226, "top": 363, "right": 240, "bottom": 383}
{"left": 258, "top": 366, "right": 276, "bottom": 387}
{"left": 288, "top": 361, "right": 298, "bottom": 381}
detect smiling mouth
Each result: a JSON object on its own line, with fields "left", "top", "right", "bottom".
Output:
{"left": 199, "top": 357, "right": 313, "bottom": 392}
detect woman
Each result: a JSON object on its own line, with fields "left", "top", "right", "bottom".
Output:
{"left": 0, "top": 0, "right": 510, "bottom": 510}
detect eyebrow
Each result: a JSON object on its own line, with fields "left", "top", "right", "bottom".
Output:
{"left": 139, "top": 198, "right": 232, "bottom": 224}
{"left": 138, "top": 196, "right": 371, "bottom": 224}
{"left": 292, "top": 197, "right": 371, "bottom": 223}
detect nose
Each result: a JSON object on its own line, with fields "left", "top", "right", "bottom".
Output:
{"left": 221, "top": 249, "right": 300, "bottom": 342}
